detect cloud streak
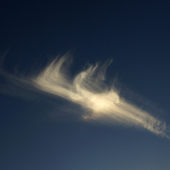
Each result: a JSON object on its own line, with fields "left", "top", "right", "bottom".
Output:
{"left": 0, "top": 53, "right": 169, "bottom": 138}
{"left": 31, "top": 55, "right": 169, "bottom": 138}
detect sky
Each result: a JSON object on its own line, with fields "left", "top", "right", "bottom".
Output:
{"left": 1, "top": 0, "right": 170, "bottom": 170}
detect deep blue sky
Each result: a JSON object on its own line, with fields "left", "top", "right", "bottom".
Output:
{"left": 1, "top": 1, "right": 170, "bottom": 170}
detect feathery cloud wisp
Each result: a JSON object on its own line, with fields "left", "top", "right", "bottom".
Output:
{"left": 30, "top": 55, "right": 169, "bottom": 138}
{"left": 0, "top": 53, "right": 169, "bottom": 138}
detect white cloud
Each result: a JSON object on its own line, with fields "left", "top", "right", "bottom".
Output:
{"left": 0, "top": 52, "right": 169, "bottom": 138}
{"left": 31, "top": 54, "right": 169, "bottom": 138}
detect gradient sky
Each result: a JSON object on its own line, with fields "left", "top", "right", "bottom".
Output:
{"left": 1, "top": 1, "right": 170, "bottom": 170}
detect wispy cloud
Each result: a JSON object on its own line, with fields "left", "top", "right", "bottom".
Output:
{"left": 0, "top": 54, "right": 169, "bottom": 138}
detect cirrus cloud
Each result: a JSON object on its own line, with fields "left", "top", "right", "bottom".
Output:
{"left": 0, "top": 53, "right": 169, "bottom": 138}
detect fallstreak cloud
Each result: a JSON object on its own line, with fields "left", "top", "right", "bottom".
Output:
{"left": 1, "top": 54, "right": 169, "bottom": 138}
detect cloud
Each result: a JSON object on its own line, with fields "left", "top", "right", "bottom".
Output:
{"left": 31, "top": 55, "right": 169, "bottom": 138}
{"left": 0, "top": 53, "right": 169, "bottom": 138}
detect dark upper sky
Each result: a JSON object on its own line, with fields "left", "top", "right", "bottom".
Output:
{"left": 1, "top": 0, "right": 170, "bottom": 170}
